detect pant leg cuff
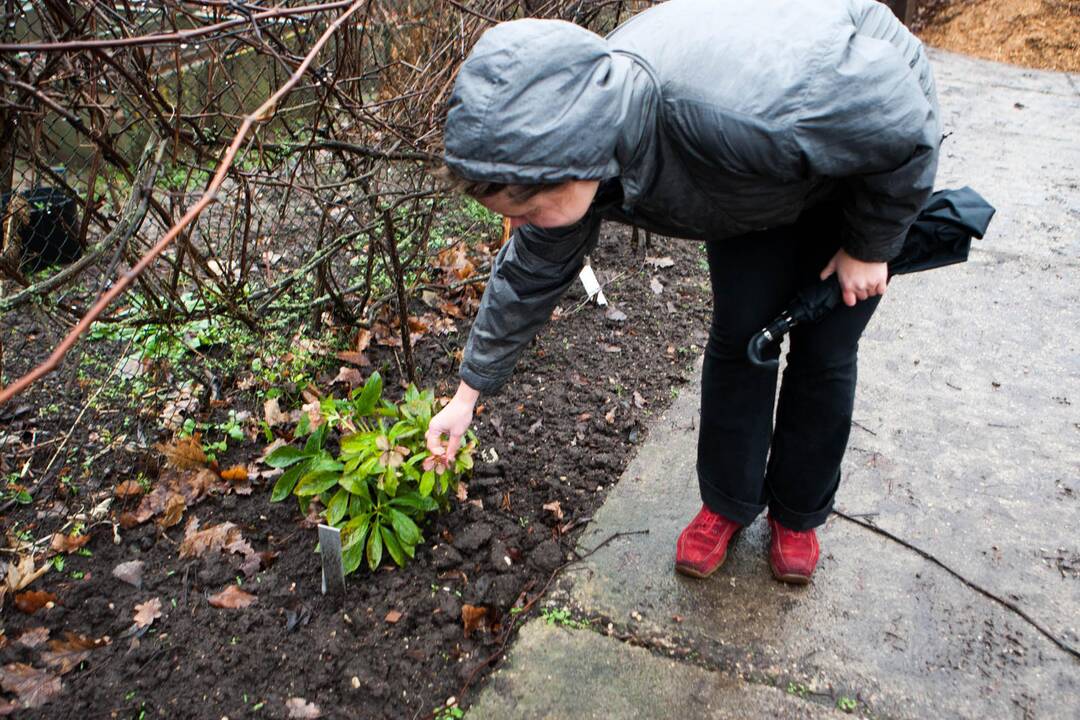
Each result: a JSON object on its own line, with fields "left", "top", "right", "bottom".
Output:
{"left": 698, "top": 475, "right": 764, "bottom": 527}
{"left": 766, "top": 493, "right": 834, "bottom": 531}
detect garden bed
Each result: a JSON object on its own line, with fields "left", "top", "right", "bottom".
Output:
{"left": 0, "top": 224, "right": 711, "bottom": 719}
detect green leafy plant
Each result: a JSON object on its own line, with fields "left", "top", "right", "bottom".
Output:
{"left": 836, "top": 696, "right": 857, "bottom": 713}
{"left": 264, "top": 372, "right": 476, "bottom": 574}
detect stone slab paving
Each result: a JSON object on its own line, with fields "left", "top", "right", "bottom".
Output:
{"left": 468, "top": 50, "right": 1079, "bottom": 720}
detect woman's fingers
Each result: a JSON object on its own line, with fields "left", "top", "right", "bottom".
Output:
{"left": 445, "top": 433, "right": 463, "bottom": 461}
{"left": 425, "top": 426, "right": 445, "bottom": 455}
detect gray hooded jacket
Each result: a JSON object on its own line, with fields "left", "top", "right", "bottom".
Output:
{"left": 444, "top": 0, "right": 940, "bottom": 394}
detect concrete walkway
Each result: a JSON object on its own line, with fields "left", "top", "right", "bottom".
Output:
{"left": 467, "top": 51, "right": 1080, "bottom": 720}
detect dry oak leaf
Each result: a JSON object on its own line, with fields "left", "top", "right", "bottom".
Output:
{"left": 16, "top": 628, "right": 49, "bottom": 648}
{"left": 114, "top": 480, "right": 144, "bottom": 498}
{"left": 285, "top": 697, "right": 321, "bottom": 719}
{"left": 156, "top": 435, "right": 208, "bottom": 470}
{"left": 14, "top": 591, "right": 56, "bottom": 615}
{"left": 0, "top": 663, "right": 62, "bottom": 710}
{"left": 208, "top": 585, "right": 256, "bottom": 609}
{"left": 461, "top": 604, "right": 488, "bottom": 639}
{"left": 41, "top": 632, "right": 109, "bottom": 675}
{"left": 49, "top": 532, "right": 90, "bottom": 554}
{"left": 179, "top": 518, "right": 252, "bottom": 560}
{"left": 133, "top": 597, "right": 162, "bottom": 629}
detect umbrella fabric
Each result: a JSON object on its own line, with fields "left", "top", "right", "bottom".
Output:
{"left": 746, "top": 186, "right": 996, "bottom": 368}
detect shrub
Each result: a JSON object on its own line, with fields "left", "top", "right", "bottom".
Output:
{"left": 264, "top": 372, "right": 475, "bottom": 574}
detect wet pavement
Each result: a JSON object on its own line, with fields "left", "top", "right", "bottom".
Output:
{"left": 467, "top": 50, "right": 1080, "bottom": 720}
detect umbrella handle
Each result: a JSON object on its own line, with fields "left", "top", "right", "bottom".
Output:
{"left": 746, "top": 313, "right": 795, "bottom": 369}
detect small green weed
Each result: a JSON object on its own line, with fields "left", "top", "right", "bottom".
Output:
{"left": 837, "top": 696, "right": 857, "bottom": 713}
{"left": 540, "top": 607, "right": 589, "bottom": 629}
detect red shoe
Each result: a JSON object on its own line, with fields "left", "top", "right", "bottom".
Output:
{"left": 768, "top": 515, "right": 820, "bottom": 585}
{"left": 675, "top": 505, "right": 741, "bottom": 578}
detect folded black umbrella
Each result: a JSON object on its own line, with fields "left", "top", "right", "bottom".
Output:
{"left": 746, "top": 186, "right": 996, "bottom": 368}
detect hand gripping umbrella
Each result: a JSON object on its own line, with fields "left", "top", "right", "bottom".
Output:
{"left": 746, "top": 186, "right": 996, "bottom": 368}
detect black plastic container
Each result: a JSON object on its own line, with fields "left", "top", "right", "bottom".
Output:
{"left": 1, "top": 187, "right": 82, "bottom": 273}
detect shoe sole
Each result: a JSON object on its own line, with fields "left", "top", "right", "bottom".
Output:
{"left": 674, "top": 549, "right": 727, "bottom": 579}
{"left": 770, "top": 566, "right": 812, "bottom": 585}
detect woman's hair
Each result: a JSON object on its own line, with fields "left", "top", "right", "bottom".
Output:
{"left": 435, "top": 164, "right": 558, "bottom": 202}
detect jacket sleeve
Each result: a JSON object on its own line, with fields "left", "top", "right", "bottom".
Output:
{"left": 459, "top": 212, "right": 602, "bottom": 394}
{"left": 792, "top": 34, "right": 940, "bottom": 262}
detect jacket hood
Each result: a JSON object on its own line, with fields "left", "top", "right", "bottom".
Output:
{"left": 444, "top": 19, "right": 650, "bottom": 186}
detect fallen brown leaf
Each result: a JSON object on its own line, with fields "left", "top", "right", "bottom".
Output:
{"left": 285, "top": 697, "right": 321, "bottom": 719}
{"left": 114, "top": 481, "right": 144, "bottom": 498}
{"left": 133, "top": 597, "right": 162, "bottom": 628}
{"left": 41, "top": 632, "right": 108, "bottom": 675}
{"left": 263, "top": 397, "right": 291, "bottom": 427}
{"left": 49, "top": 533, "right": 90, "bottom": 553}
{"left": 156, "top": 492, "right": 186, "bottom": 529}
{"left": 461, "top": 604, "right": 488, "bottom": 638}
{"left": 14, "top": 591, "right": 56, "bottom": 615}
{"left": 1, "top": 554, "right": 51, "bottom": 604}
{"left": 542, "top": 501, "right": 564, "bottom": 521}
{"left": 16, "top": 628, "right": 49, "bottom": 648}
{"left": 645, "top": 255, "right": 675, "bottom": 268}
{"left": 384, "top": 609, "right": 402, "bottom": 624}
{"left": 649, "top": 276, "right": 664, "bottom": 295}
{"left": 0, "top": 663, "right": 62, "bottom": 709}
{"left": 331, "top": 366, "right": 363, "bottom": 388}
{"left": 633, "top": 391, "right": 647, "bottom": 409}
{"left": 334, "top": 350, "right": 371, "bottom": 367}
{"left": 209, "top": 585, "right": 256, "bottom": 609}
{"left": 455, "top": 482, "right": 468, "bottom": 503}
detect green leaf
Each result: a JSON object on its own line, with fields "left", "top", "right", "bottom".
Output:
{"left": 339, "top": 432, "right": 371, "bottom": 456}
{"left": 270, "top": 463, "right": 305, "bottom": 502}
{"left": 303, "top": 453, "right": 345, "bottom": 476}
{"left": 343, "top": 514, "right": 370, "bottom": 550}
{"left": 325, "top": 488, "right": 349, "bottom": 526}
{"left": 383, "top": 470, "right": 399, "bottom": 497}
{"left": 419, "top": 470, "right": 435, "bottom": 497}
{"left": 390, "top": 493, "right": 438, "bottom": 514}
{"left": 366, "top": 525, "right": 383, "bottom": 570}
{"left": 380, "top": 525, "right": 406, "bottom": 568}
{"left": 356, "top": 371, "right": 383, "bottom": 416}
{"left": 294, "top": 471, "right": 340, "bottom": 497}
{"left": 348, "top": 489, "right": 372, "bottom": 517}
{"left": 389, "top": 508, "right": 421, "bottom": 546}
{"left": 298, "top": 495, "right": 311, "bottom": 516}
{"left": 264, "top": 446, "right": 307, "bottom": 468}
{"left": 338, "top": 472, "right": 370, "bottom": 497}
{"left": 304, "top": 422, "right": 328, "bottom": 454}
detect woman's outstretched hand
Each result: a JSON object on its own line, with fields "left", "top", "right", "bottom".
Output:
{"left": 820, "top": 248, "right": 888, "bottom": 307}
{"left": 426, "top": 380, "right": 479, "bottom": 462}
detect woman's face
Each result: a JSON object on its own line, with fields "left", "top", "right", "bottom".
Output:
{"left": 476, "top": 180, "right": 600, "bottom": 230}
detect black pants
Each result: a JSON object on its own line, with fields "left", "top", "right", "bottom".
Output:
{"left": 698, "top": 200, "right": 880, "bottom": 531}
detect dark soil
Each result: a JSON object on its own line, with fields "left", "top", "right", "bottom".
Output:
{"left": 0, "top": 223, "right": 711, "bottom": 719}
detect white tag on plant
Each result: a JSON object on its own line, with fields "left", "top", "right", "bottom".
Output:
{"left": 578, "top": 263, "right": 608, "bottom": 306}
